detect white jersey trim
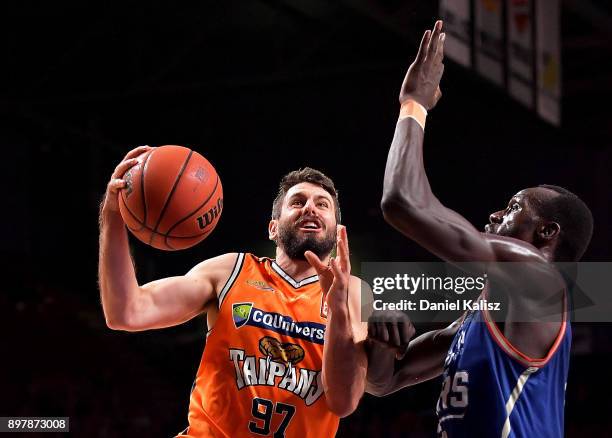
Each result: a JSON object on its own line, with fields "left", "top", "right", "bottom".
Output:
{"left": 500, "top": 367, "right": 538, "bottom": 438}
{"left": 482, "top": 289, "right": 567, "bottom": 368}
{"left": 218, "top": 253, "right": 245, "bottom": 308}
{"left": 439, "top": 413, "right": 465, "bottom": 423}
{"left": 271, "top": 261, "right": 319, "bottom": 289}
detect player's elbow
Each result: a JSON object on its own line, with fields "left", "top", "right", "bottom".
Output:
{"left": 106, "top": 309, "right": 153, "bottom": 331}
{"left": 103, "top": 305, "right": 145, "bottom": 332}
{"left": 101, "top": 302, "right": 126, "bottom": 331}
{"left": 326, "top": 394, "right": 360, "bottom": 418}
{"left": 381, "top": 195, "right": 401, "bottom": 223}
{"left": 365, "top": 381, "right": 392, "bottom": 398}
{"left": 381, "top": 195, "right": 421, "bottom": 231}
{"left": 105, "top": 316, "right": 127, "bottom": 331}
{"left": 105, "top": 313, "right": 136, "bottom": 331}
{"left": 101, "top": 286, "right": 151, "bottom": 331}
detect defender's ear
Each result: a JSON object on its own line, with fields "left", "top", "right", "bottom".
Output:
{"left": 539, "top": 221, "right": 560, "bottom": 240}
{"left": 268, "top": 219, "right": 278, "bottom": 241}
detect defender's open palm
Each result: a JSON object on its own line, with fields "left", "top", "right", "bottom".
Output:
{"left": 400, "top": 20, "right": 445, "bottom": 110}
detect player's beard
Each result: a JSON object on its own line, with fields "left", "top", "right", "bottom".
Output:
{"left": 277, "top": 220, "right": 336, "bottom": 261}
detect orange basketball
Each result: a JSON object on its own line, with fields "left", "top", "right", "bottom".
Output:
{"left": 118, "top": 145, "right": 223, "bottom": 251}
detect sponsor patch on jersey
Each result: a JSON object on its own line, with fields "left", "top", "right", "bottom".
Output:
{"left": 232, "top": 302, "right": 254, "bottom": 328}
{"left": 246, "top": 279, "right": 275, "bottom": 292}
{"left": 232, "top": 303, "right": 326, "bottom": 344}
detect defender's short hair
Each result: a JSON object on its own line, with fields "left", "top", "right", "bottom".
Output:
{"left": 272, "top": 168, "right": 341, "bottom": 223}
{"left": 534, "top": 185, "right": 593, "bottom": 261}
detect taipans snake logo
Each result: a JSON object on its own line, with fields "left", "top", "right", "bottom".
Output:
{"left": 259, "top": 336, "right": 305, "bottom": 365}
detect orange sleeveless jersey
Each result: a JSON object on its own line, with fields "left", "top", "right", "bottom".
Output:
{"left": 176, "top": 253, "right": 339, "bottom": 438}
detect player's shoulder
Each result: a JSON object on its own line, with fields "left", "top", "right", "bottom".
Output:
{"left": 349, "top": 274, "right": 363, "bottom": 284}
{"left": 348, "top": 275, "right": 369, "bottom": 341}
{"left": 187, "top": 253, "right": 241, "bottom": 279}
{"left": 348, "top": 275, "right": 371, "bottom": 306}
{"left": 484, "top": 233, "right": 549, "bottom": 263}
{"left": 349, "top": 275, "right": 371, "bottom": 294}
{"left": 483, "top": 234, "right": 564, "bottom": 291}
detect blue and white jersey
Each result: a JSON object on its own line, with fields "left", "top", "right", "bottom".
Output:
{"left": 436, "top": 296, "right": 571, "bottom": 438}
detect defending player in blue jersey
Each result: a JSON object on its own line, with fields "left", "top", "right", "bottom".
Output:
{"left": 366, "top": 21, "right": 594, "bottom": 437}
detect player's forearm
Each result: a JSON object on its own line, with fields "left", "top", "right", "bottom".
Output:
{"left": 98, "top": 208, "right": 142, "bottom": 329}
{"left": 365, "top": 341, "right": 397, "bottom": 396}
{"left": 381, "top": 118, "right": 436, "bottom": 214}
{"left": 393, "top": 329, "right": 448, "bottom": 387}
{"left": 367, "top": 328, "right": 451, "bottom": 396}
{"left": 323, "top": 304, "right": 366, "bottom": 417}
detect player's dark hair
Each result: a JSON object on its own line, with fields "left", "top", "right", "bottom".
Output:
{"left": 533, "top": 185, "right": 593, "bottom": 261}
{"left": 272, "top": 167, "right": 341, "bottom": 223}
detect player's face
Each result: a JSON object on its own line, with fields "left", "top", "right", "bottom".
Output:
{"left": 485, "top": 189, "right": 542, "bottom": 243}
{"left": 272, "top": 182, "right": 337, "bottom": 260}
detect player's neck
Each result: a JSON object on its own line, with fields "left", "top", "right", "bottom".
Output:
{"left": 274, "top": 249, "right": 324, "bottom": 281}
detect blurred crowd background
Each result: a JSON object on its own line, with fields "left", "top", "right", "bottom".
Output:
{"left": 2, "top": 1, "right": 611, "bottom": 436}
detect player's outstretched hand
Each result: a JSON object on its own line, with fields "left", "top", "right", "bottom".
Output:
{"left": 101, "top": 145, "right": 152, "bottom": 214}
{"left": 367, "top": 310, "right": 415, "bottom": 360}
{"left": 399, "top": 20, "right": 445, "bottom": 110}
{"left": 305, "top": 225, "right": 351, "bottom": 310}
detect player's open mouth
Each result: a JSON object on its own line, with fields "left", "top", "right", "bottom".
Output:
{"left": 298, "top": 220, "right": 322, "bottom": 232}
{"left": 484, "top": 224, "right": 497, "bottom": 234}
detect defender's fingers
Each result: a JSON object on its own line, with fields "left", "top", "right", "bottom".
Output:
{"left": 387, "top": 322, "right": 402, "bottom": 347}
{"left": 400, "top": 320, "right": 415, "bottom": 344}
{"left": 378, "top": 322, "right": 389, "bottom": 343}
{"left": 428, "top": 20, "right": 443, "bottom": 58}
{"left": 435, "top": 32, "right": 446, "bottom": 63}
{"left": 368, "top": 321, "right": 378, "bottom": 339}
{"left": 112, "top": 158, "right": 139, "bottom": 179}
{"left": 415, "top": 29, "right": 431, "bottom": 63}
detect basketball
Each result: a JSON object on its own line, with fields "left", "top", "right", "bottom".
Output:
{"left": 118, "top": 145, "right": 223, "bottom": 251}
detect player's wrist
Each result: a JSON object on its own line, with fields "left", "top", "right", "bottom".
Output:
{"left": 99, "top": 205, "right": 125, "bottom": 231}
{"left": 398, "top": 99, "right": 427, "bottom": 129}
{"left": 327, "top": 293, "right": 350, "bottom": 317}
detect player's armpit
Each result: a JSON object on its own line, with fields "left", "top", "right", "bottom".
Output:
{"left": 111, "top": 253, "right": 238, "bottom": 331}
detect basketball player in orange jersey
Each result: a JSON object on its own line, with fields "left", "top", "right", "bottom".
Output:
{"left": 99, "top": 159, "right": 367, "bottom": 438}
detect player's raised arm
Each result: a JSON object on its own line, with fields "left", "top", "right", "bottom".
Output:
{"left": 305, "top": 226, "right": 368, "bottom": 417}
{"left": 98, "top": 146, "right": 234, "bottom": 331}
{"left": 381, "top": 21, "right": 495, "bottom": 264}
{"left": 380, "top": 22, "right": 560, "bottom": 278}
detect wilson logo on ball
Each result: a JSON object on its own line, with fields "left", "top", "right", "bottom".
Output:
{"left": 196, "top": 197, "right": 223, "bottom": 230}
